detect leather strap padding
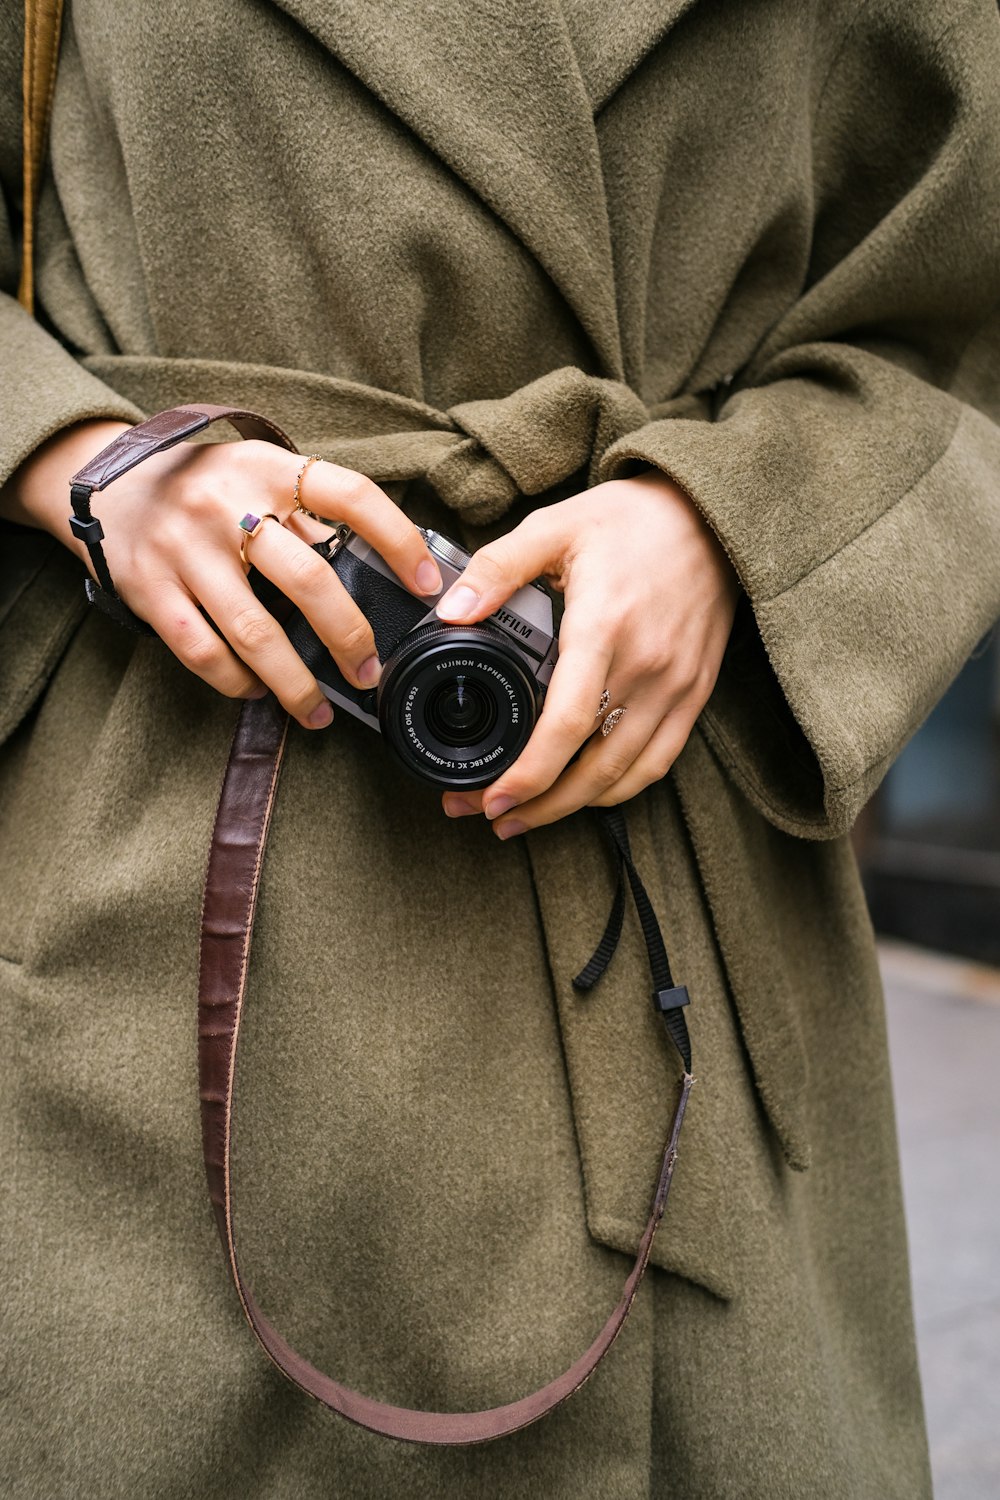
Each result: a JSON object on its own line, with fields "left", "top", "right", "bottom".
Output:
{"left": 71, "top": 403, "right": 298, "bottom": 492}
{"left": 199, "top": 692, "right": 694, "bottom": 1445}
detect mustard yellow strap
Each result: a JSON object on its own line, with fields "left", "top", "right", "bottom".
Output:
{"left": 19, "top": 0, "right": 66, "bottom": 315}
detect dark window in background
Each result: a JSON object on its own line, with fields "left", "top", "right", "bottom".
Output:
{"left": 857, "top": 630, "right": 1000, "bottom": 965}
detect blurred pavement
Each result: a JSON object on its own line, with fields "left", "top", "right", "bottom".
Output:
{"left": 880, "top": 939, "right": 1000, "bottom": 1500}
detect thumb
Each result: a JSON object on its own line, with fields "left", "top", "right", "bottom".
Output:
{"left": 434, "top": 516, "right": 559, "bottom": 623}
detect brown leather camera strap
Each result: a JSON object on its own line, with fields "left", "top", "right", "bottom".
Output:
{"left": 68, "top": 403, "right": 299, "bottom": 632}
{"left": 199, "top": 691, "right": 694, "bottom": 1445}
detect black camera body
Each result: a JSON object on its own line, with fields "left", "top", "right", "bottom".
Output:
{"left": 286, "top": 527, "right": 559, "bottom": 790}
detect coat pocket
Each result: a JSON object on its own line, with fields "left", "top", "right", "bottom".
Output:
{"left": 522, "top": 763, "right": 803, "bottom": 1306}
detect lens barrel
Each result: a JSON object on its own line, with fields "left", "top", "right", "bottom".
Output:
{"left": 377, "top": 623, "right": 541, "bottom": 789}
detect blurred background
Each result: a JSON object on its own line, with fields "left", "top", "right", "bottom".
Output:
{"left": 852, "top": 625, "right": 1000, "bottom": 1500}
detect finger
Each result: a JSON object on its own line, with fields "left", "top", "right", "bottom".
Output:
{"left": 434, "top": 512, "right": 562, "bottom": 623}
{"left": 241, "top": 517, "right": 382, "bottom": 690}
{"left": 589, "top": 704, "right": 699, "bottom": 808}
{"left": 184, "top": 553, "right": 335, "bottom": 729}
{"left": 295, "top": 460, "right": 443, "bottom": 597}
{"left": 139, "top": 581, "right": 266, "bottom": 700}
{"left": 490, "top": 699, "right": 665, "bottom": 837}
{"left": 479, "top": 638, "right": 613, "bottom": 820}
{"left": 442, "top": 788, "right": 486, "bottom": 818}
{"left": 283, "top": 507, "right": 340, "bottom": 547}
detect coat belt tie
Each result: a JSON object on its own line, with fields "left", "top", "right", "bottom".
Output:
{"left": 82, "top": 354, "right": 711, "bottom": 524}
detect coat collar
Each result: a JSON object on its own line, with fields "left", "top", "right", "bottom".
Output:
{"left": 270, "top": 0, "right": 702, "bottom": 378}
{"left": 561, "top": 0, "right": 703, "bottom": 113}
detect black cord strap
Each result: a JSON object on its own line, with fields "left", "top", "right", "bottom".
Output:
{"left": 573, "top": 806, "right": 692, "bottom": 1074}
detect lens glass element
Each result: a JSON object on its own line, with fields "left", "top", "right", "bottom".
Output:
{"left": 424, "top": 674, "right": 498, "bottom": 747}
{"left": 378, "top": 625, "right": 541, "bottom": 790}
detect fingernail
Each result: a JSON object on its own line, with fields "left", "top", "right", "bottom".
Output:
{"left": 443, "top": 793, "right": 480, "bottom": 818}
{"left": 246, "top": 684, "right": 268, "bottom": 700}
{"left": 358, "top": 654, "right": 382, "bottom": 687}
{"left": 484, "top": 794, "right": 518, "bottom": 820}
{"left": 496, "top": 819, "right": 527, "bottom": 841}
{"left": 307, "top": 701, "right": 334, "bottom": 728}
{"left": 436, "top": 584, "right": 479, "bottom": 621}
{"left": 416, "top": 558, "right": 443, "bottom": 595}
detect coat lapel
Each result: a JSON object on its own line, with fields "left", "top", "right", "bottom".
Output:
{"left": 271, "top": 0, "right": 623, "bottom": 375}
{"left": 560, "top": 0, "right": 704, "bottom": 113}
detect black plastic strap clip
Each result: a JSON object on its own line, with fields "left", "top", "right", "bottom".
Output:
{"left": 653, "top": 985, "right": 690, "bottom": 1013}
{"left": 69, "top": 513, "right": 105, "bottom": 545}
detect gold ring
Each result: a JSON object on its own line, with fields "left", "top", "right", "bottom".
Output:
{"left": 600, "top": 705, "right": 628, "bottom": 738}
{"left": 292, "top": 455, "right": 324, "bottom": 521}
{"left": 238, "top": 511, "right": 281, "bottom": 571}
{"left": 596, "top": 688, "right": 611, "bottom": 717}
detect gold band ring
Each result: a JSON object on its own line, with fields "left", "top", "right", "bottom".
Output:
{"left": 292, "top": 455, "right": 324, "bottom": 521}
{"left": 600, "top": 705, "right": 628, "bottom": 738}
{"left": 238, "top": 510, "right": 282, "bottom": 571}
{"left": 596, "top": 688, "right": 611, "bottom": 717}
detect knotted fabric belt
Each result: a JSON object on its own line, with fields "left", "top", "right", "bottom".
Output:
{"left": 82, "top": 354, "right": 710, "bottom": 526}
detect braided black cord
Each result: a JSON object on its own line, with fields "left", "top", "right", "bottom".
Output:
{"left": 573, "top": 805, "right": 692, "bottom": 1074}
{"left": 571, "top": 862, "right": 627, "bottom": 992}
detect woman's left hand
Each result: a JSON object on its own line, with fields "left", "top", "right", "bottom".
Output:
{"left": 435, "top": 470, "right": 742, "bottom": 837}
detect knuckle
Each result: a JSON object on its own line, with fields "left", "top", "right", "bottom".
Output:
{"left": 287, "top": 547, "right": 331, "bottom": 593}
{"left": 652, "top": 725, "right": 688, "bottom": 780}
{"left": 671, "top": 651, "right": 708, "bottom": 698}
{"left": 149, "top": 513, "right": 191, "bottom": 558}
{"left": 238, "top": 439, "right": 281, "bottom": 467}
{"left": 649, "top": 750, "right": 675, "bottom": 782}
{"left": 333, "top": 468, "right": 377, "bottom": 511}
{"left": 629, "top": 642, "right": 669, "bottom": 680}
{"left": 285, "top": 685, "right": 319, "bottom": 714}
{"left": 216, "top": 674, "right": 255, "bottom": 701}
{"left": 592, "top": 784, "right": 629, "bottom": 808}
{"left": 470, "top": 545, "right": 512, "bottom": 589}
{"left": 693, "top": 660, "right": 718, "bottom": 702}
{"left": 600, "top": 744, "right": 634, "bottom": 781}
{"left": 229, "top": 605, "right": 276, "bottom": 654}
{"left": 495, "top": 767, "right": 543, "bottom": 805}
{"left": 519, "top": 505, "right": 547, "bottom": 535}
{"left": 174, "top": 479, "right": 218, "bottom": 524}
{"left": 337, "top": 616, "right": 376, "bottom": 658}
{"left": 179, "top": 632, "right": 225, "bottom": 673}
{"left": 672, "top": 656, "right": 701, "bottom": 695}
{"left": 552, "top": 701, "right": 595, "bottom": 742}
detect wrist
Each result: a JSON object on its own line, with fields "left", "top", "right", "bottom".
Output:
{"left": 623, "top": 466, "right": 742, "bottom": 596}
{"left": 0, "top": 420, "right": 134, "bottom": 559}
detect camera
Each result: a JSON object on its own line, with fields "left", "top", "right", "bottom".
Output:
{"left": 284, "top": 526, "right": 559, "bottom": 790}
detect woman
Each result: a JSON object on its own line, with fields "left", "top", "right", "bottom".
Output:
{"left": 1, "top": 1, "right": 998, "bottom": 1495}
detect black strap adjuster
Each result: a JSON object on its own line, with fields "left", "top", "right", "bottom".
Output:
{"left": 653, "top": 985, "right": 690, "bottom": 1013}
{"left": 69, "top": 513, "right": 105, "bottom": 545}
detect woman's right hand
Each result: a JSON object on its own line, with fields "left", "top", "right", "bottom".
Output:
{"left": 0, "top": 419, "right": 443, "bottom": 729}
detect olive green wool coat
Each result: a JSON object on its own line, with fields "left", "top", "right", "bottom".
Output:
{"left": 2, "top": 1, "right": 1000, "bottom": 1495}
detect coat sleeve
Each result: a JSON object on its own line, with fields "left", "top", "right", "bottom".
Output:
{"left": 0, "top": 6, "right": 142, "bottom": 742}
{"left": 599, "top": 0, "right": 1000, "bottom": 840}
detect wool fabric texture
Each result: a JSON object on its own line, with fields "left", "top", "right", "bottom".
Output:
{"left": 1, "top": 1, "right": 999, "bottom": 1496}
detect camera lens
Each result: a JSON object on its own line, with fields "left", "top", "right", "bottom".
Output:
{"left": 424, "top": 675, "right": 498, "bottom": 746}
{"left": 377, "top": 623, "right": 542, "bottom": 790}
